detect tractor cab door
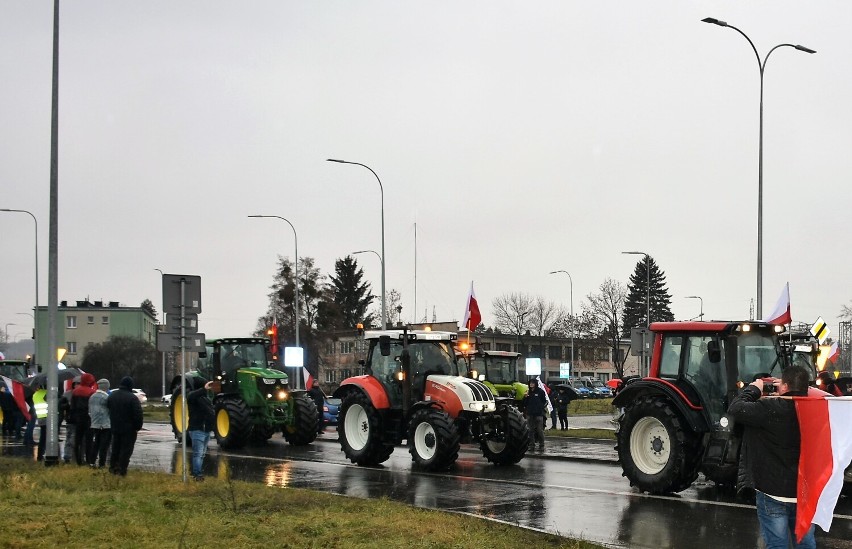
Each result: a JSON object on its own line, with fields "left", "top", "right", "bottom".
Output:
{"left": 367, "top": 340, "right": 405, "bottom": 408}
{"left": 408, "top": 342, "right": 457, "bottom": 399}
{"left": 659, "top": 334, "right": 728, "bottom": 423}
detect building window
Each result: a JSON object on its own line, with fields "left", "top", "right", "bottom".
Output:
{"left": 87, "top": 316, "right": 94, "bottom": 325}
{"left": 595, "top": 348, "right": 610, "bottom": 361}
{"left": 341, "top": 368, "right": 351, "bottom": 379}
{"left": 496, "top": 343, "right": 512, "bottom": 352}
{"left": 480, "top": 342, "right": 491, "bottom": 351}
{"left": 102, "top": 316, "right": 109, "bottom": 325}
{"left": 581, "top": 347, "right": 594, "bottom": 361}
{"left": 66, "top": 316, "right": 77, "bottom": 329}
{"left": 340, "top": 341, "right": 353, "bottom": 354}
{"left": 548, "top": 345, "right": 562, "bottom": 359}
{"left": 325, "top": 369, "right": 336, "bottom": 383}
{"left": 67, "top": 341, "right": 77, "bottom": 354}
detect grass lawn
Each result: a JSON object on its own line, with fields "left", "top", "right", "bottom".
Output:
{"left": 0, "top": 457, "right": 607, "bottom": 549}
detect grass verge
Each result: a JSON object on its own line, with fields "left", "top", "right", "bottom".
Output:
{"left": 0, "top": 457, "right": 606, "bottom": 549}
{"left": 546, "top": 428, "right": 616, "bottom": 440}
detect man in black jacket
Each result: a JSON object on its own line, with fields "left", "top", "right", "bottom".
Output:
{"left": 107, "top": 376, "right": 144, "bottom": 476}
{"left": 727, "top": 364, "right": 815, "bottom": 549}
{"left": 522, "top": 378, "right": 548, "bottom": 452}
{"left": 186, "top": 377, "right": 215, "bottom": 481}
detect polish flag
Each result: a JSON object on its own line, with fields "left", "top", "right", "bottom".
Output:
{"left": 795, "top": 396, "right": 852, "bottom": 542}
{"left": 762, "top": 282, "right": 792, "bottom": 325}
{"left": 302, "top": 367, "right": 314, "bottom": 389}
{"left": 462, "top": 281, "right": 481, "bottom": 332}
{"left": 1, "top": 376, "right": 31, "bottom": 422}
{"left": 827, "top": 342, "right": 840, "bottom": 364}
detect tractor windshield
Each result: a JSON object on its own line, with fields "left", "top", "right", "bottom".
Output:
{"left": 485, "top": 357, "right": 516, "bottom": 384}
{"left": 220, "top": 342, "right": 269, "bottom": 375}
{"left": 736, "top": 332, "right": 785, "bottom": 384}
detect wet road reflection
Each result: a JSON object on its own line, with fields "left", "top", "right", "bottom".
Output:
{"left": 11, "top": 425, "right": 849, "bottom": 549}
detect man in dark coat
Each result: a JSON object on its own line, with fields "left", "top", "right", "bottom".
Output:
{"left": 522, "top": 378, "right": 548, "bottom": 451}
{"left": 554, "top": 386, "right": 572, "bottom": 430}
{"left": 186, "top": 377, "right": 215, "bottom": 481}
{"left": 727, "top": 364, "right": 814, "bottom": 549}
{"left": 107, "top": 376, "right": 143, "bottom": 476}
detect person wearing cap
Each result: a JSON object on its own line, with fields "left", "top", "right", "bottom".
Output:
{"left": 107, "top": 376, "right": 143, "bottom": 476}
{"left": 87, "top": 378, "right": 112, "bottom": 469}
{"left": 186, "top": 377, "right": 215, "bottom": 481}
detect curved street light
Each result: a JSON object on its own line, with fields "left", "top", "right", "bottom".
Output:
{"left": 248, "top": 215, "right": 300, "bottom": 347}
{"left": 549, "top": 270, "right": 575, "bottom": 373}
{"left": 685, "top": 295, "right": 704, "bottom": 321}
{"left": 327, "top": 159, "right": 386, "bottom": 329}
{"left": 701, "top": 17, "right": 815, "bottom": 318}
{"left": 1, "top": 209, "right": 38, "bottom": 359}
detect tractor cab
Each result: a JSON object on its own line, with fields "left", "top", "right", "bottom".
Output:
{"left": 456, "top": 345, "right": 526, "bottom": 404}
{"left": 366, "top": 330, "right": 459, "bottom": 407}
{"left": 202, "top": 338, "right": 274, "bottom": 389}
{"left": 0, "top": 360, "right": 30, "bottom": 383}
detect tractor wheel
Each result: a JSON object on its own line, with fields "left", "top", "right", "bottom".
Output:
{"left": 616, "top": 396, "right": 700, "bottom": 494}
{"left": 214, "top": 398, "right": 252, "bottom": 450}
{"left": 169, "top": 387, "right": 186, "bottom": 441}
{"left": 283, "top": 396, "right": 318, "bottom": 446}
{"left": 480, "top": 406, "right": 530, "bottom": 466}
{"left": 338, "top": 391, "right": 394, "bottom": 466}
{"left": 250, "top": 423, "right": 276, "bottom": 445}
{"left": 408, "top": 408, "right": 460, "bottom": 471}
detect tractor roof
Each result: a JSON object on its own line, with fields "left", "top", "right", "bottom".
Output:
{"left": 363, "top": 329, "right": 458, "bottom": 342}
{"left": 649, "top": 321, "right": 785, "bottom": 335}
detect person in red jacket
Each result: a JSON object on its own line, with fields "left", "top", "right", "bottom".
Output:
{"left": 70, "top": 373, "right": 97, "bottom": 465}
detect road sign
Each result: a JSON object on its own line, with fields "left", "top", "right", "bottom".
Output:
{"left": 810, "top": 317, "right": 830, "bottom": 344}
{"left": 162, "top": 274, "right": 201, "bottom": 315}
{"left": 560, "top": 362, "right": 571, "bottom": 378}
{"left": 166, "top": 313, "right": 198, "bottom": 334}
{"left": 525, "top": 357, "right": 541, "bottom": 376}
{"left": 157, "top": 332, "right": 206, "bottom": 353}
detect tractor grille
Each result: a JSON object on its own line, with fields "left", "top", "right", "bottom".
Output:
{"left": 463, "top": 380, "right": 493, "bottom": 402}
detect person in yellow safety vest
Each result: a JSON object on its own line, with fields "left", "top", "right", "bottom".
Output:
{"left": 33, "top": 386, "right": 48, "bottom": 460}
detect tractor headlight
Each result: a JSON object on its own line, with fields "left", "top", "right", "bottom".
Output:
{"left": 277, "top": 390, "right": 289, "bottom": 401}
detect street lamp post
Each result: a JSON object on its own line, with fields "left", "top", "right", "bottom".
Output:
{"left": 685, "top": 295, "right": 704, "bottom": 321}
{"left": 623, "top": 251, "right": 650, "bottom": 376}
{"left": 1, "top": 209, "right": 38, "bottom": 364}
{"left": 701, "top": 17, "right": 815, "bottom": 319}
{"left": 4, "top": 323, "right": 16, "bottom": 344}
{"left": 154, "top": 268, "right": 166, "bottom": 398}
{"left": 249, "top": 215, "right": 300, "bottom": 346}
{"left": 549, "top": 270, "right": 574, "bottom": 376}
{"left": 327, "top": 159, "right": 386, "bottom": 329}
{"left": 352, "top": 250, "right": 384, "bottom": 327}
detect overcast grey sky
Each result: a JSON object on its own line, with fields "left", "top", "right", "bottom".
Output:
{"left": 1, "top": 1, "right": 850, "bottom": 340}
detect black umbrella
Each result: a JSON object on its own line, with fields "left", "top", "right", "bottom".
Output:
{"left": 26, "top": 367, "right": 85, "bottom": 390}
{"left": 552, "top": 384, "right": 580, "bottom": 401}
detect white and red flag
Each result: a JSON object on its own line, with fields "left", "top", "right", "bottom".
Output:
{"left": 762, "top": 282, "right": 792, "bottom": 325}
{"left": 462, "top": 281, "right": 481, "bottom": 332}
{"left": 1, "top": 375, "right": 31, "bottom": 422}
{"left": 827, "top": 342, "right": 840, "bottom": 364}
{"left": 302, "top": 367, "right": 314, "bottom": 389}
{"left": 795, "top": 396, "right": 852, "bottom": 542}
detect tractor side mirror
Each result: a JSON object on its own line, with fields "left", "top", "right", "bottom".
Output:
{"left": 379, "top": 335, "right": 391, "bottom": 356}
{"left": 478, "top": 374, "right": 485, "bottom": 382}
{"left": 707, "top": 339, "right": 721, "bottom": 363}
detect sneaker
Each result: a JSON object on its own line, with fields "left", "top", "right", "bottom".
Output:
{"left": 193, "top": 475, "right": 205, "bottom": 482}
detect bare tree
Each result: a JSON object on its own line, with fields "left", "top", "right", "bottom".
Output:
{"left": 527, "top": 296, "right": 565, "bottom": 357}
{"left": 492, "top": 293, "right": 534, "bottom": 343}
{"left": 841, "top": 300, "right": 852, "bottom": 321}
{"left": 584, "top": 278, "right": 628, "bottom": 378}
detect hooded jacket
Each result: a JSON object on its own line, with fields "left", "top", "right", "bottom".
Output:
{"left": 107, "top": 377, "right": 143, "bottom": 434}
{"left": 186, "top": 377, "right": 215, "bottom": 433}
{"left": 71, "top": 373, "right": 97, "bottom": 427}
{"left": 523, "top": 381, "right": 549, "bottom": 417}
{"left": 89, "top": 379, "right": 111, "bottom": 430}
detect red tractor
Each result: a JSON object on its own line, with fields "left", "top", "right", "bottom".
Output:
{"left": 614, "top": 321, "right": 798, "bottom": 494}
{"left": 333, "top": 329, "right": 530, "bottom": 471}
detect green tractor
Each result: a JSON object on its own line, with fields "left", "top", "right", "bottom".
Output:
{"left": 456, "top": 344, "right": 527, "bottom": 408}
{"left": 168, "top": 337, "right": 318, "bottom": 449}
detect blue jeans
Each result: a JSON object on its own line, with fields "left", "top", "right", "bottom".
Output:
{"left": 189, "top": 430, "right": 211, "bottom": 477}
{"left": 755, "top": 491, "right": 816, "bottom": 549}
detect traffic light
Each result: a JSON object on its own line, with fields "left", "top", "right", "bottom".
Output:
{"left": 267, "top": 324, "right": 278, "bottom": 360}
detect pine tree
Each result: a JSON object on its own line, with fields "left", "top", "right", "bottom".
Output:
{"left": 324, "top": 256, "right": 376, "bottom": 330}
{"left": 621, "top": 256, "right": 674, "bottom": 336}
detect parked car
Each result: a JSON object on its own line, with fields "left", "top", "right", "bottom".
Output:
{"left": 132, "top": 388, "right": 147, "bottom": 404}
{"left": 589, "top": 379, "right": 612, "bottom": 398}
{"left": 323, "top": 397, "right": 341, "bottom": 426}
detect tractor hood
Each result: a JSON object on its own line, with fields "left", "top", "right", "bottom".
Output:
{"left": 424, "top": 375, "right": 496, "bottom": 417}
{"left": 238, "top": 366, "right": 288, "bottom": 379}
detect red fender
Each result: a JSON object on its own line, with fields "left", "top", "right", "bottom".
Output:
{"left": 424, "top": 380, "right": 463, "bottom": 418}
{"left": 338, "top": 375, "right": 391, "bottom": 410}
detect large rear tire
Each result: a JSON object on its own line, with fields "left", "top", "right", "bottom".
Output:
{"left": 338, "top": 391, "right": 394, "bottom": 466}
{"left": 283, "top": 396, "right": 318, "bottom": 446}
{"left": 480, "top": 406, "right": 530, "bottom": 466}
{"left": 169, "top": 387, "right": 185, "bottom": 441}
{"left": 408, "top": 408, "right": 460, "bottom": 471}
{"left": 616, "top": 396, "right": 700, "bottom": 494}
{"left": 214, "top": 397, "right": 252, "bottom": 449}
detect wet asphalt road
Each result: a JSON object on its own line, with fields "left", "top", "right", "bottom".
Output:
{"left": 6, "top": 417, "right": 852, "bottom": 549}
